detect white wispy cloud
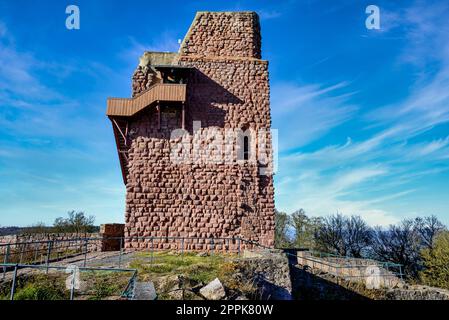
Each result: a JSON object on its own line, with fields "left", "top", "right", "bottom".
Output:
{"left": 272, "top": 81, "right": 358, "bottom": 151}
{"left": 0, "top": 19, "right": 126, "bottom": 226}
{"left": 276, "top": 164, "right": 401, "bottom": 226}
{"left": 259, "top": 10, "right": 282, "bottom": 20}
{"left": 275, "top": 1, "right": 449, "bottom": 225}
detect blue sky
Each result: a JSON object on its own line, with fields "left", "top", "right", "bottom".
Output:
{"left": 0, "top": 0, "right": 448, "bottom": 227}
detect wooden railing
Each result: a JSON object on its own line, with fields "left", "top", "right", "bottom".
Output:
{"left": 106, "top": 83, "right": 186, "bottom": 116}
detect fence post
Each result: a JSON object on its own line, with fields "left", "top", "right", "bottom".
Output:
{"left": 83, "top": 239, "right": 88, "bottom": 267}
{"left": 211, "top": 238, "right": 214, "bottom": 255}
{"left": 46, "top": 241, "right": 52, "bottom": 274}
{"left": 336, "top": 265, "right": 339, "bottom": 282}
{"left": 33, "top": 243, "right": 38, "bottom": 264}
{"left": 19, "top": 244, "right": 24, "bottom": 264}
{"left": 237, "top": 238, "right": 241, "bottom": 257}
{"left": 118, "top": 237, "right": 123, "bottom": 268}
{"left": 181, "top": 238, "right": 184, "bottom": 257}
{"left": 2, "top": 243, "right": 10, "bottom": 280}
{"left": 70, "top": 268, "right": 76, "bottom": 301}
{"left": 10, "top": 264, "right": 18, "bottom": 301}
{"left": 150, "top": 237, "right": 154, "bottom": 264}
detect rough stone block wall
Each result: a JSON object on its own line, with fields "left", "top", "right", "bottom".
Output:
{"left": 180, "top": 11, "right": 261, "bottom": 59}
{"left": 0, "top": 233, "right": 102, "bottom": 257}
{"left": 123, "top": 11, "right": 275, "bottom": 249}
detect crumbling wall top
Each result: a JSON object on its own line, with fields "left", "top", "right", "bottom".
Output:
{"left": 138, "top": 51, "right": 179, "bottom": 68}
{"left": 179, "top": 11, "right": 262, "bottom": 59}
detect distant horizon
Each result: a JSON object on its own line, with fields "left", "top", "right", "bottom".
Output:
{"left": 1, "top": 0, "right": 448, "bottom": 227}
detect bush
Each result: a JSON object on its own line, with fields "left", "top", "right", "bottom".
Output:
{"left": 420, "top": 231, "right": 449, "bottom": 289}
{"left": 275, "top": 210, "right": 292, "bottom": 248}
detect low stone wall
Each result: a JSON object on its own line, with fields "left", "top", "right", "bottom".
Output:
{"left": 0, "top": 233, "right": 101, "bottom": 248}
{"left": 0, "top": 235, "right": 16, "bottom": 245}
{"left": 0, "top": 224, "right": 126, "bottom": 255}
{"left": 0, "top": 233, "right": 102, "bottom": 259}
{"left": 297, "top": 251, "right": 402, "bottom": 288}
{"left": 385, "top": 285, "right": 449, "bottom": 300}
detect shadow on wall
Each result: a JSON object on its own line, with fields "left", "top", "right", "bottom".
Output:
{"left": 284, "top": 250, "right": 370, "bottom": 300}
{"left": 185, "top": 68, "right": 244, "bottom": 131}
{"left": 130, "top": 68, "right": 244, "bottom": 140}
{"left": 256, "top": 275, "right": 293, "bottom": 300}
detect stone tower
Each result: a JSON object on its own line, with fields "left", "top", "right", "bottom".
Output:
{"left": 106, "top": 11, "right": 275, "bottom": 249}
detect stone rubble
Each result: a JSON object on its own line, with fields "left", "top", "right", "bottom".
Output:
{"left": 199, "top": 278, "right": 227, "bottom": 300}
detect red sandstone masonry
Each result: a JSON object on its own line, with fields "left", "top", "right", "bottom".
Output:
{"left": 118, "top": 12, "right": 275, "bottom": 249}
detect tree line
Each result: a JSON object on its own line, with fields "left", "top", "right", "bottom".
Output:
{"left": 275, "top": 209, "right": 449, "bottom": 288}
{"left": 0, "top": 211, "right": 98, "bottom": 235}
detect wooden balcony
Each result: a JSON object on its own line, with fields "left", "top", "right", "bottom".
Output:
{"left": 106, "top": 83, "right": 187, "bottom": 117}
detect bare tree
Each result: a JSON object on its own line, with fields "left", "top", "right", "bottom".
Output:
{"left": 346, "top": 216, "right": 372, "bottom": 258}
{"left": 315, "top": 214, "right": 347, "bottom": 256}
{"left": 53, "top": 211, "right": 96, "bottom": 234}
{"left": 413, "top": 215, "right": 446, "bottom": 250}
{"left": 370, "top": 219, "right": 422, "bottom": 278}
{"left": 370, "top": 216, "right": 446, "bottom": 278}
{"left": 315, "top": 214, "right": 372, "bottom": 257}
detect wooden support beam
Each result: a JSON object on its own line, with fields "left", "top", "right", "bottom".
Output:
{"left": 112, "top": 118, "right": 127, "bottom": 145}
{"left": 182, "top": 102, "right": 185, "bottom": 130}
{"left": 157, "top": 101, "right": 161, "bottom": 130}
{"left": 118, "top": 150, "right": 129, "bottom": 161}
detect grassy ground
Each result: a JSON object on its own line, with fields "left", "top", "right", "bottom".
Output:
{"left": 130, "top": 251, "right": 230, "bottom": 283}
{"left": 0, "top": 251, "right": 259, "bottom": 300}
{"left": 0, "top": 270, "right": 133, "bottom": 300}
{"left": 128, "top": 251, "right": 258, "bottom": 300}
{"left": 0, "top": 274, "right": 69, "bottom": 300}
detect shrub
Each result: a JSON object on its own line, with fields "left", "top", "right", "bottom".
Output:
{"left": 420, "top": 231, "right": 449, "bottom": 289}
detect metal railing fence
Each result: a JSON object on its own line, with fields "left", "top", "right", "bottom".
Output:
{"left": 1, "top": 235, "right": 404, "bottom": 290}
{"left": 0, "top": 263, "right": 137, "bottom": 301}
{"left": 1, "top": 236, "right": 260, "bottom": 274}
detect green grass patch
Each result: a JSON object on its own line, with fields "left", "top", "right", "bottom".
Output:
{"left": 81, "top": 271, "right": 131, "bottom": 300}
{"left": 128, "top": 251, "right": 258, "bottom": 300}
{"left": 0, "top": 270, "right": 133, "bottom": 300}
{"left": 130, "top": 251, "right": 230, "bottom": 283}
{"left": 0, "top": 274, "right": 69, "bottom": 300}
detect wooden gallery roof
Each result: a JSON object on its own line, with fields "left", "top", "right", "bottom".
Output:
{"left": 106, "top": 83, "right": 187, "bottom": 183}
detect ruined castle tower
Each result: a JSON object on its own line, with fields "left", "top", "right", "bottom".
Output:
{"left": 106, "top": 11, "right": 275, "bottom": 249}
